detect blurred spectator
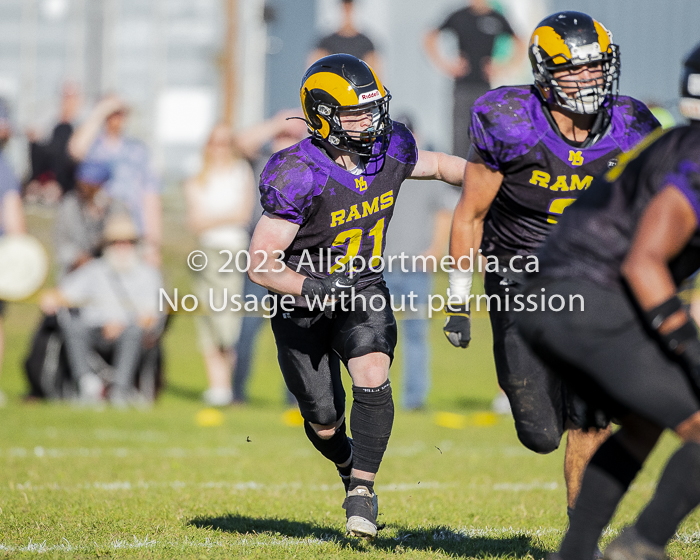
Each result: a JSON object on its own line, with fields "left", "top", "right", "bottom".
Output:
{"left": 54, "top": 160, "right": 123, "bottom": 279}
{"left": 309, "top": 0, "right": 381, "bottom": 73}
{"left": 424, "top": 0, "right": 523, "bottom": 158}
{"left": 231, "top": 110, "right": 308, "bottom": 405}
{"left": 40, "top": 212, "right": 164, "bottom": 406}
{"left": 383, "top": 115, "right": 460, "bottom": 410}
{"left": 0, "top": 98, "right": 25, "bottom": 406}
{"left": 185, "top": 123, "right": 256, "bottom": 407}
{"left": 68, "top": 95, "right": 162, "bottom": 266}
{"left": 25, "top": 82, "right": 82, "bottom": 204}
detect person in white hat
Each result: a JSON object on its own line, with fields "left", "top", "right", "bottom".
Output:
{"left": 41, "top": 212, "right": 163, "bottom": 405}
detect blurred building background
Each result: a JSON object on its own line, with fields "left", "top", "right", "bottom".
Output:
{"left": 0, "top": 0, "right": 698, "bottom": 187}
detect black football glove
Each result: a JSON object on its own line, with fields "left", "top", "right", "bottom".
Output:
{"left": 301, "top": 268, "right": 359, "bottom": 300}
{"left": 443, "top": 303, "right": 471, "bottom": 348}
{"left": 645, "top": 295, "right": 700, "bottom": 392}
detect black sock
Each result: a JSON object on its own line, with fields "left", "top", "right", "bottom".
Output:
{"left": 635, "top": 441, "right": 700, "bottom": 547}
{"left": 348, "top": 477, "right": 374, "bottom": 493}
{"left": 337, "top": 459, "right": 353, "bottom": 478}
{"left": 350, "top": 381, "right": 394, "bottom": 474}
{"left": 560, "top": 435, "right": 642, "bottom": 560}
{"left": 303, "top": 419, "right": 352, "bottom": 466}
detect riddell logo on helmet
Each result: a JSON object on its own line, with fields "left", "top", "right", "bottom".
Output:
{"left": 359, "top": 90, "right": 381, "bottom": 102}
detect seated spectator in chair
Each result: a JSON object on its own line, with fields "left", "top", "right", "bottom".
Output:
{"left": 40, "top": 213, "right": 164, "bottom": 405}
{"left": 54, "top": 160, "right": 122, "bottom": 278}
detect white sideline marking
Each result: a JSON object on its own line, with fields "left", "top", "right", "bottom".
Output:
{"left": 5, "top": 480, "right": 449, "bottom": 493}
{"left": 5, "top": 479, "right": 577, "bottom": 493}
{"left": 0, "top": 446, "right": 241, "bottom": 458}
{"left": 0, "top": 443, "right": 536, "bottom": 460}
{"left": 0, "top": 535, "right": 330, "bottom": 553}
{"left": 492, "top": 482, "right": 559, "bottom": 491}
{"left": 2, "top": 530, "right": 699, "bottom": 553}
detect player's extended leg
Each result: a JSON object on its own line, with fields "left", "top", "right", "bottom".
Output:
{"left": 517, "top": 278, "right": 700, "bottom": 559}
{"left": 558, "top": 414, "right": 661, "bottom": 560}
{"left": 486, "top": 274, "right": 568, "bottom": 454}
{"left": 604, "top": 411, "right": 700, "bottom": 558}
{"left": 564, "top": 426, "right": 611, "bottom": 510}
{"left": 269, "top": 309, "right": 352, "bottom": 485}
{"left": 344, "top": 351, "right": 393, "bottom": 538}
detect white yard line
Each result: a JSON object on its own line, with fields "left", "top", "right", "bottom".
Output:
{"left": 4, "top": 479, "right": 452, "bottom": 493}
{"left": 2, "top": 529, "right": 699, "bottom": 553}
{"left": 4, "top": 479, "right": 576, "bottom": 493}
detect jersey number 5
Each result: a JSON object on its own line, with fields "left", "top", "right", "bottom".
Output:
{"left": 547, "top": 198, "right": 576, "bottom": 224}
{"left": 330, "top": 218, "right": 386, "bottom": 273}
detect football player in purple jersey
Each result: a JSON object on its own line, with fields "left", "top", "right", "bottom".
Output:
{"left": 248, "top": 54, "right": 466, "bottom": 538}
{"left": 444, "top": 11, "right": 661, "bottom": 536}
{"left": 517, "top": 42, "right": 700, "bottom": 560}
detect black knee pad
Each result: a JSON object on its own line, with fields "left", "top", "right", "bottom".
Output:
{"left": 303, "top": 419, "right": 352, "bottom": 465}
{"left": 350, "top": 380, "right": 394, "bottom": 474}
{"left": 517, "top": 429, "right": 561, "bottom": 454}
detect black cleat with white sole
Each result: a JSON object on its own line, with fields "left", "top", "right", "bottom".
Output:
{"left": 343, "top": 485, "right": 379, "bottom": 539}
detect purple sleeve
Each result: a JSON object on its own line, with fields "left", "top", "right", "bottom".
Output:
{"left": 614, "top": 97, "right": 662, "bottom": 152}
{"left": 387, "top": 121, "right": 418, "bottom": 173}
{"left": 259, "top": 184, "right": 304, "bottom": 225}
{"left": 258, "top": 144, "right": 327, "bottom": 225}
{"left": 469, "top": 109, "right": 501, "bottom": 171}
{"left": 468, "top": 87, "right": 543, "bottom": 171}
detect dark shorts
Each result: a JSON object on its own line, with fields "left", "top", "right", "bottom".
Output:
{"left": 517, "top": 277, "right": 700, "bottom": 431}
{"left": 270, "top": 283, "right": 397, "bottom": 425}
{"left": 485, "top": 272, "right": 596, "bottom": 453}
{"left": 0, "top": 300, "right": 5, "bottom": 316}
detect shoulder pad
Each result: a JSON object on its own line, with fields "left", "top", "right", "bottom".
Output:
{"left": 469, "top": 86, "right": 543, "bottom": 170}
{"left": 386, "top": 121, "right": 418, "bottom": 165}
{"left": 611, "top": 96, "right": 662, "bottom": 152}
{"left": 259, "top": 140, "right": 329, "bottom": 224}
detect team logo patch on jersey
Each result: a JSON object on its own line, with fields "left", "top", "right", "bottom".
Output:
{"left": 607, "top": 158, "right": 618, "bottom": 169}
{"left": 355, "top": 176, "right": 368, "bottom": 191}
{"left": 359, "top": 90, "right": 381, "bottom": 103}
{"left": 568, "top": 150, "right": 584, "bottom": 167}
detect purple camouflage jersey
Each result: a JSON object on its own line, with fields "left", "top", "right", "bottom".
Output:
{"left": 470, "top": 85, "right": 660, "bottom": 270}
{"left": 260, "top": 121, "right": 418, "bottom": 302}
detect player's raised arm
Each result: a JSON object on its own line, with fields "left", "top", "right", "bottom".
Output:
{"left": 248, "top": 213, "right": 305, "bottom": 296}
{"left": 410, "top": 149, "right": 466, "bottom": 186}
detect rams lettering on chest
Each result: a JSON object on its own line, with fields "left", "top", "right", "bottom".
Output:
{"left": 330, "top": 190, "right": 394, "bottom": 228}
{"left": 529, "top": 171, "right": 593, "bottom": 192}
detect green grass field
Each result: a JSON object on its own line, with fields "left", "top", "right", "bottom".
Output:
{"left": 1, "top": 208, "right": 699, "bottom": 558}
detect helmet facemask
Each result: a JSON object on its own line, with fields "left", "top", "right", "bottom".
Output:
{"left": 533, "top": 40, "right": 620, "bottom": 115}
{"left": 307, "top": 89, "right": 393, "bottom": 157}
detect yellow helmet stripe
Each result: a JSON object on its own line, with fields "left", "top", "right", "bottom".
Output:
{"left": 593, "top": 21, "right": 611, "bottom": 52}
{"left": 301, "top": 71, "right": 359, "bottom": 107}
{"left": 531, "top": 25, "right": 571, "bottom": 65}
